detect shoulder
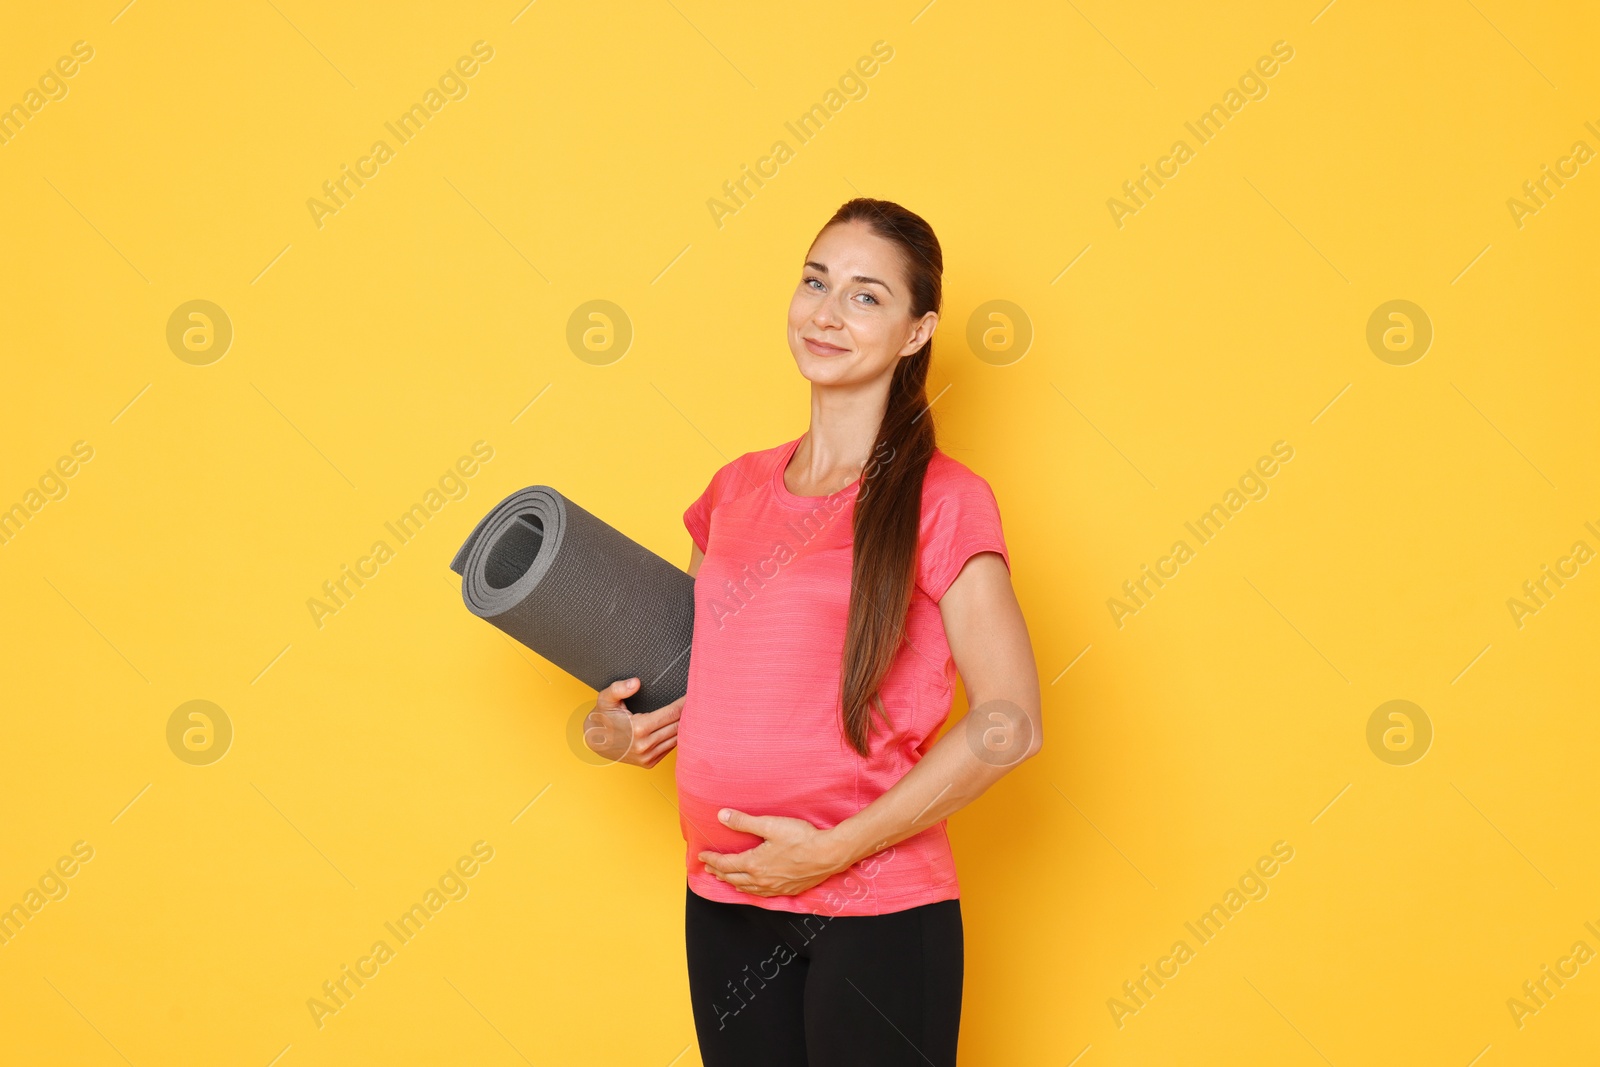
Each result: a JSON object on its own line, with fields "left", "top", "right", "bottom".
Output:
{"left": 698, "top": 438, "right": 792, "bottom": 504}
{"left": 913, "top": 449, "right": 1008, "bottom": 598}
{"left": 920, "top": 449, "right": 1000, "bottom": 509}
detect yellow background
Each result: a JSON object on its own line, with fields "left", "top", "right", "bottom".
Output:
{"left": 2, "top": 0, "right": 1597, "bottom": 1063}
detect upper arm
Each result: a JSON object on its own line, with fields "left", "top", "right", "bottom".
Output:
{"left": 688, "top": 542, "right": 704, "bottom": 579}
{"left": 938, "top": 551, "right": 1043, "bottom": 757}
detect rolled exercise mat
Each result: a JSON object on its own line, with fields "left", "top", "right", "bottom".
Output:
{"left": 449, "top": 487, "right": 695, "bottom": 714}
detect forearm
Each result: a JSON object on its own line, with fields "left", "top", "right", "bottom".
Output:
{"left": 825, "top": 713, "right": 1028, "bottom": 871}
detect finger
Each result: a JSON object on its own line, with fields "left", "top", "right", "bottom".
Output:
{"left": 638, "top": 697, "right": 684, "bottom": 730}
{"left": 640, "top": 735, "right": 677, "bottom": 765}
{"left": 598, "top": 677, "right": 639, "bottom": 711}
{"left": 634, "top": 705, "right": 673, "bottom": 734}
{"left": 642, "top": 732, "right": 678, "bottom": 760}
{"left": 639, "top": 718, "right": 679, "bottom": 749}
{"left": 719, "top": 809, "right": 765, "bottom": 836}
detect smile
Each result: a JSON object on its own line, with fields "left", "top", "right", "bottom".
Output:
{"left": 804, "top": 337, "right": 849, "bottom": 355}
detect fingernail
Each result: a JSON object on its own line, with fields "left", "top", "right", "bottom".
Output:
{"left": 718, "top": 809, "right": 730, "bottom": 822}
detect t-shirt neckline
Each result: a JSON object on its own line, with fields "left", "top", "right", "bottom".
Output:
{"left": 771, "top": 433, "right": 864, "bottom": 510}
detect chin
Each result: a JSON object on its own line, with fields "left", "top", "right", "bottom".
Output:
{"left": 792, "top": 353, "right": 854, "bottom": 385}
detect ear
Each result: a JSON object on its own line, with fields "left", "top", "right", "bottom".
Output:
{"left": 899, "top": 310, "right": 938, "bottom": 356}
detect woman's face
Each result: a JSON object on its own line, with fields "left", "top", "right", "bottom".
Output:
{"left": 786, "top": 219, "right": 936, "bottom": 388}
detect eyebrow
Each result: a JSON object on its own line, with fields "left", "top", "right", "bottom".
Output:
{"left": 804, "top": 261, "right": 894, "bottom": 295}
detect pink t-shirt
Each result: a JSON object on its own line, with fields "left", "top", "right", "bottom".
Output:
{"left": 676, "top": 433, "right": 1010, "bottom": 916}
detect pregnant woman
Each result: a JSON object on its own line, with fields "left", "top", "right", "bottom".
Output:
{"left": 588, "top": 197, "right": 1043, "bottom": 1066}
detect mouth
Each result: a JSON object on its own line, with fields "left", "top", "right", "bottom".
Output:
{"left": 803, "top": 336, "right": 849, "bottom": 356}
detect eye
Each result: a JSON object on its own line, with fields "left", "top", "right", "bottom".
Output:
{"left": 855, "top": 291, "right": 879, "bottom": 305}
{"left": 804, "top": 276, "right": 825, "bottom": 291}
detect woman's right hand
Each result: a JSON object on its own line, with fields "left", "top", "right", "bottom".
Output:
{"left": 584, "top": 677, "right": 683, "bottom": 769}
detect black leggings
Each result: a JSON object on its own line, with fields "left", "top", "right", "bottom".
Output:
{"left": 684, "top": 883, "right": 964, "bottom": 1066}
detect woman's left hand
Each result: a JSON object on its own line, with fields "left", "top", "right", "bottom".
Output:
{"left": 698, "top": 808, "right": 849, "bottom": 897}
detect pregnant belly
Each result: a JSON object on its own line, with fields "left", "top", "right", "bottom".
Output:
{"left": 675, "top": 762, "right": 860, "bottom": 858}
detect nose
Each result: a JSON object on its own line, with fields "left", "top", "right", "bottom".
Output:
{"left": 813, "top": 288, "right": 845, "bottom": 328}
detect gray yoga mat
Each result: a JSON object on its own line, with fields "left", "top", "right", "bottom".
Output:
{"left": 450, "top": 486, "right": 695, "bottom": 714}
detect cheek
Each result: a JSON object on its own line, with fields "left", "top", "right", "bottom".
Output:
{"left": 841, "top": 308, "right": 889, "bottom": 347}
{"left": 787, "top": 293, "right": 815, "bottom": 330}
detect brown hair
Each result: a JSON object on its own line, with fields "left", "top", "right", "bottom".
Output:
{"left": 821, "top": 197, "right": 943, "bottom": 757}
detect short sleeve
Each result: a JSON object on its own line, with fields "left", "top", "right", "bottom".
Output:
{"left": 916, "top": 460, "right": 1010, "bottom": 602}
{"left": 683, "top": 456, "right": 756, "bottom": 555}
{"left": 683, "top": 473, "right": 718, "bottom": 555}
